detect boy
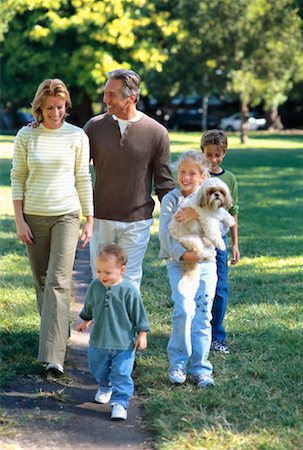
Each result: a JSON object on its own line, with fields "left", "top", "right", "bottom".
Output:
{"left": 201, "top": 129, "right": 240, "bottom": 354}
{"left": 77, "top": 244, "right": 149, "bottom": 420}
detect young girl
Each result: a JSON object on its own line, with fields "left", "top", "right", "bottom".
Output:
{"left": 159, "top": 151, "right": 217, "bottom": 387}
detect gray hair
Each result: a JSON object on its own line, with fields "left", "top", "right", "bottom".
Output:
{"left": 106, "top": 69, "right": 141, "bottom": 103}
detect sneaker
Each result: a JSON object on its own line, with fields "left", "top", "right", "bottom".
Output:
{"left": 168, "top": 367, "right": 186, "bottom": 384}
{"left": 211, "top": 339, "right": 230, "bottom": 354}
{"left": 111, "top": 403, "right": 127, "bottom": 420}
{"left": 45, "top": 362, "right": 64, "bottom": 377}
{"left": 191, "top": 373, "right": 215, "bottom": 388}
{"left": 94, "top": 387, "right": 112, "bottom": 404}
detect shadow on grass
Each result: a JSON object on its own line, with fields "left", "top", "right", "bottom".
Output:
{"left": 0, "top": 158, "right": 12, "bottom": 187}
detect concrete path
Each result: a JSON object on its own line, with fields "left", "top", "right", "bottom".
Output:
{"left": 0, "top": 244, "right": 154, "bottom": 450}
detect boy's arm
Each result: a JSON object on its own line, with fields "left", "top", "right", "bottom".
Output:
{"left": 230, "top": 215, "right": 240, "bottom": 265}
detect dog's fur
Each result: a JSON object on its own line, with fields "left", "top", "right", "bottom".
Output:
{"left": 169, "top": 178, "right": 235, "bottom": 276}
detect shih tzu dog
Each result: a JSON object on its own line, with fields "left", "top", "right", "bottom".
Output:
{"left": 169, "top": 178, "right": 235, "bottom": 277}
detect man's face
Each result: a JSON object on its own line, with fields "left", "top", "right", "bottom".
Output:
{"left": 103, "top": 79, "right": 132, "bottom": 119}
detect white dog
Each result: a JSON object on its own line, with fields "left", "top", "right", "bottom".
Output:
{"left": 169, "top": 178, "right": 235, "bottom": 275}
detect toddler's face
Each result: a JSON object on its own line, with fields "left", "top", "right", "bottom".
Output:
{"left": 96, "top": 255, "right": 125, "bottom": 287}
{"left": 203, "top": 144, "right": 226, "bottom": 173}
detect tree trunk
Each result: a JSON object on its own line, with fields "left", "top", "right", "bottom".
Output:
{"left": 202, "top": 95, "right": 208, "bottom": 131}
{"left": 69, "top": 91, "right": 94, "bottom": 128}
{"left": 266, "top": 106, "right": 283, "bottom": 130}
{"left": 240, "top": 99, "right": 249, "bottom": 144}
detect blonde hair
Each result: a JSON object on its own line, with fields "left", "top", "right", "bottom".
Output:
{"left": 177, "top": 150, "right": 210, "bottom": 177}
{"left": 97, "top": 243, "right": 128, "bottom": 267}
{"left": 200, "top": 129, "right": 228, "bottom": 152}
{"left": 31, "top": 78, "right": 72, "bottom": 122}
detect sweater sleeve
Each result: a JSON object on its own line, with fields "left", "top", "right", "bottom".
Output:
{"left": 229, "top": 176, "right": 239, "bottom": 216}
{"left": 152, "top": 130, "right": 176, "bottom": 201}
{"left": 74, "top": 131, "right": 94, "bottom": 217}
{"left": 159, "top": 192, "right": 187, "bottom": 262}
{"left": 127, "top": 289, "right": 150, "bottom": 334}
{"left": 11, "top": 127, "right": 29, "bottom": 200}
{"left": 79, "top": 281, "right": 94, "bottom": 321}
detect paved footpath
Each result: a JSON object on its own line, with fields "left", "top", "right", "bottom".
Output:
{"left": 0, "top": 244, "right": 154, "bottom": 450}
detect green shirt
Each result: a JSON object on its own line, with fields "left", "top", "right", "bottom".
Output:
{"left": 210, "top": 169, "right": 239, "bottom": 216}
{"left": 79, "top": 279, "right": 150, "bottom": 350}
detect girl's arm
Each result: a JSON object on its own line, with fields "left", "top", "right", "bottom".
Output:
{"left": 175, "top": 207, "right": 199, "bottom": 223}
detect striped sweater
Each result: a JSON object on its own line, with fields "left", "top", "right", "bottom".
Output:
{"left": 11, "top": 122, "right": 93, "bottom": 217}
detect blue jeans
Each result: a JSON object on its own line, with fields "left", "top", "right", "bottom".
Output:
{"left": 166, "top": 260, "right": 217, "bottom": 377}
{"left": 88, "top": 346, "right": 136, "bottom": 410}
{"left": 212, "top": 234, "right": 229, "bottom": 342}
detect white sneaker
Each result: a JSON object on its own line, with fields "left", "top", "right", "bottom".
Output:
{"left": 94, "top": 387, "right": 112, "bottom": 404}
{"left": 111, "top": 403, "right": 127, "bottom": 420}
{"left": 45, "top": 363, "right": 64, "bottom": 376}
{"left": 192, "top": 373, "right": 215, "bottom": 388}
{"left": 168, "top": 367, "right": 186, "bottom": 384}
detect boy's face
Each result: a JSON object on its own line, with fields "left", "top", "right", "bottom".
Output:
{"left": 96, "top": 255, "right": 125, "bottom": 287}
{"left": 203, "top": 144, "right": 226, "bottom": 173}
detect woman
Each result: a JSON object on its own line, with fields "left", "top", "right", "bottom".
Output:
{"left": 11, "top": 78, "right": 93, "bottom": 376}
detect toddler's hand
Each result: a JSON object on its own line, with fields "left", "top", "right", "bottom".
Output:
{"left": 135, "top": 332, "right": 147, "bottom": 350}
{"left": 76, "top": 320, "right": 90, "bottom": 332}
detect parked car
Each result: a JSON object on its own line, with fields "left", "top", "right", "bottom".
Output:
{"left": 168, "top": 109, "right": 219, "bottom": 131}
{"left": 219, "top": 112, "right": 266, "bottom": 131}
{"left": 0, "top": 108, "right": 34, "bottom": 131}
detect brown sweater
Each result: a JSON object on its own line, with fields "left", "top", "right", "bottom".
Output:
{"left": 84, "top": 113, "right": 175, "bottom": 222}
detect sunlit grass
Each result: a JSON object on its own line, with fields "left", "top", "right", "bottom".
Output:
{"left": 1, "top": 131, "right": 303, "bottom": 449}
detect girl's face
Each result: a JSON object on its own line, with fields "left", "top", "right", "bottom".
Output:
{"left": 41, "top": 95, "right": 66, "bottom": 129}
{"left": 178, "top": 159, "right": 207, "bottom": 197}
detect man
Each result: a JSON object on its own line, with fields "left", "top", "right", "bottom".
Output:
{"left": 84, "top": 69, "right": 175, "bottom": 291}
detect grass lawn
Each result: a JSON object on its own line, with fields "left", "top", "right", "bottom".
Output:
{"left": 1, "top": 131, "right": 303, "bottom": 449}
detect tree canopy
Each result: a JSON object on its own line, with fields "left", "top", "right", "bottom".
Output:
{"left": 1, "top": 0, "right": 303, "bottom": 131}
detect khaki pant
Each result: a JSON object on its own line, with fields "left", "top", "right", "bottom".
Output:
{"left": 25, "top": 211, "right": 80, "bottom": 366}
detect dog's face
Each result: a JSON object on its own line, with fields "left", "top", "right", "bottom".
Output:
{"left": 196, "top": 178, "right": 232, "bottom": 210}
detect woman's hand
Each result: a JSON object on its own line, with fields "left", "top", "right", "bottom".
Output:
{"left": 79, "top": 216, "right": 93, "bottom": 248}
{"left": 16, "top": 219, "right": 34, "bottom": 245}
{"left": 13, "top": 200, "right": 34, "bottom": 245}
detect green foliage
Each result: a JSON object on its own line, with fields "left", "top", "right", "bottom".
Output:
{"left": 0, "top": 0, "right": 179, "bottom": 122}
{"left": 160, "top": 0, "right": 303, "bottom": 113}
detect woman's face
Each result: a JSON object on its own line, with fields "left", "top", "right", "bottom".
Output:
{"left": 41, "top": 95, "right": 66, "bottom": 129}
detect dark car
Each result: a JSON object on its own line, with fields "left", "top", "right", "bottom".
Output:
{"left": 168, "top": 109, "right": 219, "bottom": 131}
{"left": 0, "top": 108, "right": 34, "bottom": 131}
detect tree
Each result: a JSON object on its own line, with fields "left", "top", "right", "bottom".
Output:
{"left": 0, "top": 0, "right": 179, "bottom": 125}
{"left": 160, "top": 0, "right": 303, "bottom": 142}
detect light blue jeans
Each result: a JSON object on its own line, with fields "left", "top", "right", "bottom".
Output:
{"left": 166, "top": 260, "right": 217, "bottom": 377}
{"left": 90, "top": 218, "right": 153, "bottom": 292}
{"left": 88, "top": 346, "right": 136, "bottom": 410}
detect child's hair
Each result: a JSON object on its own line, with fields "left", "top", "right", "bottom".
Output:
{"left": 97, "top": 243, "right": 128, "bottom": 267}
{"left": 177, "top": 150, "right": 210, "bottom": 176}
{"left": 200, "top": 129, "right": 228, "bottom": 152}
